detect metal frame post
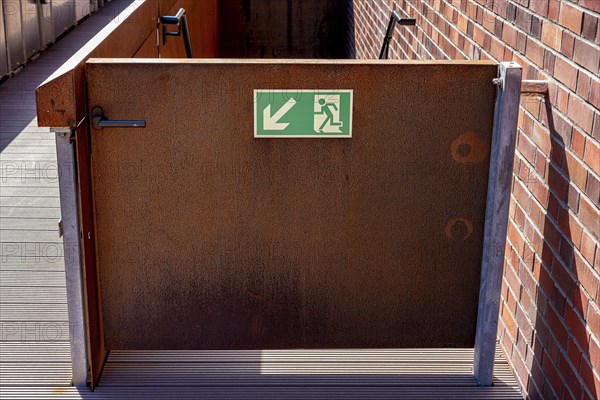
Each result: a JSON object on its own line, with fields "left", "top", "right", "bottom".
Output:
{"left": 378, "top": 10, "right": 416, "bottom": 59}
{"left": 54, "top": 128, "right": 89, "bottom": 387}
{"left": 473, "top": 61, "right": 522, "bottom": 386}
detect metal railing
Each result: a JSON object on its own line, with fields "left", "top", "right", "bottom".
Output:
{"left": 1, "top": 0, "right": 108, "bottom": 80}
{"left": 378, "top": 10, "right": 416, "bottom": 60}
{"left": 161, "top": 8, "right": 193, "bottom": 59}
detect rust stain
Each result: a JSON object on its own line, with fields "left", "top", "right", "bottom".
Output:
{"left": 445, "top": 218, "right": 474, "bottom": 241}
{"left": 451, "top": 131, "right": 489, "bottom": 163}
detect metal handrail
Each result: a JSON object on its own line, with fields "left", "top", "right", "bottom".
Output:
{"left": 378, "top": 11, "right": 416, "bottom": 60}
{"left": 161, "top": 8, "right": 193, "bottom": 58}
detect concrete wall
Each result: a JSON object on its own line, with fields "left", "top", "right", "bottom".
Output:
{"left": 220, "top": 0, "right": 350, "bottom": 58}
{"left": 351, "top": 1, "right": 600, "bottom": 398}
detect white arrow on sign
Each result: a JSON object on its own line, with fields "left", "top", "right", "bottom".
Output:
{"left": 263, "top": 98, "right": 296, "bottom": 130}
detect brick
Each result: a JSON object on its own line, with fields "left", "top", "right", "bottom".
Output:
{"left": 590, "top": 78, "right": 600, "bottom": 110}
{"left": 581, "top": 231, "right": 597, "bottom": 267}
{"left": 567, "top": 95, "right": 595, "bottom": 133}
{"left": 558, "top": 349, "right": 584, "bottom": 399}
{"left": 582, "top": 13, "right": 599, "bottom": 41}
{"left": 515, "top": 7, "right": 532, "bottom": 32}
{"left": 494, "top": 17, "right": 503, "bottom": 37}
{"left": 584, "top": 139, "right": 600, "bottom": 176}
{"left": 578, "top": 0, "right": 600, "bottom": 14}
{"left": 531, "top": 15, "right": 542, "bottom": 40}
{"left": 576, "top": 70, "right": 592, "bottom": 101}
{"left": 535, "top": 149, "right": 547, "bottom": 178}
{"left": 493, "top": 0, "right": 508, "bottom": 19}
{"left": 502, "top": 22, "right": 518, "bottom": 48}
{"left": 518, "top": 132, "right": 536, "bottom": 163}
{"left": 526, "top": 37, "right": 545, "bottom": 67}
{"left": 548, "top": 162, "right": 569, "bottom": 203}
{"left": 548, "top": 0, "right": 560, "bottom": 21}
{"left": 516, "top": 31, "right": 527, "bottom": 53}
{"left": 579, "top": 197, "right": 600, "bottom": 240}
{"left": 532, "top": 120, "right": 552, "bottom": 156}
{"left": 550, "top": 109, "right": 573, "bottom": 146}
{"left": 573, "top": 38, "right": 600, "bottom": 74}
{"left": 587, "top": 304, "right": 600, "bottom": 336}
{"left": 555, "top": 84, "right": 570, "bottom": 114}
{"left": 473, "top": 24, "right": 485, "bottom": 46}
{"left": 560, "top": 237, "right": 576, "bottom": 268}
{"left": 567, "top": 337, "right": 582, "bottom": 373}
{"left": 483, "top": 9, "right": 496, "bottom": 32}
{"left": 564, "top": 206, "right": 584, "bottom": 247}
{"left": 490, "top": 37, "right": 506, "bottom": 60}
{"left": 561, "top": 30, "right": 576, "bottom": 58}
{"left": 568, "top": 182, "right": 580, "bottom": 213}
{"left": 593, "top": 113, "right": 600, "bottom": 142}
{"left": 564, "top": 151, "right": 588, "bottom": 192}
{"left": 513, "top": 177, "right": 531, "bottom": 211}
{"left": 506, "top": 1, "right": 517, "bottom": 22}
{"left": 559, "top": 1, "right": 584, "bottom": 33}
{"left": 542, "top": 21, "right": 563, "bottom": 50}
{"left": 579, "top": 358, "right": 598, "bottom": 400}
{"left": 588, "top": 340, "right": 600, "bottom": 381}
{"left": 530, "top": 173, "right": 550, "bottom": 206}
{"left": 571, "top": 127, "right": 585, "bottom": 158}
{"left": 510, "top": 346, "right": 529, "bottom": 387}
{"left": 542, "top": 345, "right": 564, "bottom": 396}
{"left": 543, "top": 49, "right": 555, "bottom": 74}
{"left": 547, "top": 301, "right": 569, "bottom": 347}
{"left": 554, "top": 56, "right": 578, "bottom": 90}
{"left": 587, "top": 173, "right": 600, "bottom": 206}
{"left": 574, "top": 251, "right": 598, "bottom": 299}
{"left": 530, "top": 0, "right": 549, "bottom": 17}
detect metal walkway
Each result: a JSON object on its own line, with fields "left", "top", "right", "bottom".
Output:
{"left": 0, "top": 3, "right": 523, "bottom": 399}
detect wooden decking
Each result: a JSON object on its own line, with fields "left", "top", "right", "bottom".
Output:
{"left": 2, "top": 348, "right": 523, "bottom": 399}
{"left": 0, "top": 2, "right": 523, "bottom": 399}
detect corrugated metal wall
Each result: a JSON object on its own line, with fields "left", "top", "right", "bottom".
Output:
{"left": 0, "top": 0, "right": 109, "bottom": 80}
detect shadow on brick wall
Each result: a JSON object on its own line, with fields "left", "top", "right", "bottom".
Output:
{"left": 529, "top": 96, "right": 596, "bottom": 399}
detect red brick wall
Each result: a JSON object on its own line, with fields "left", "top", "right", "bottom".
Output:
{"left": 350, "top": 1, "right": 599, "bottom": 398}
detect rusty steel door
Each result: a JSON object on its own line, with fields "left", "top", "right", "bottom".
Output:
{"left": 86, "top": 59, "right": 498, "bottom": 350}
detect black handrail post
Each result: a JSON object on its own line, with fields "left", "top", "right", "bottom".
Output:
{"left": 161, "top": 8, "right": 194, "bottom": 59}
{"left": 180, "top": 12, "right": 193, "bottom": 59}
{"left": 378, "top": 11, "right": 416, "bottom": 60}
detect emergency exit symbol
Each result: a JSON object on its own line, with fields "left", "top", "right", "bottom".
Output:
{"left": 254, "top": 90, "right": 353, "bottom": 138}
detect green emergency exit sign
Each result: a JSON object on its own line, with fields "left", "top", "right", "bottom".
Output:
{"left": 254, "top": 90, "right": 353, "bottom": 138}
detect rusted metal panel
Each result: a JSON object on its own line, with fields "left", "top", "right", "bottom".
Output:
{"left": 35, "top": 0, "right": 158, "bottom": 128}
{"left": 86, "top": 59, "right": 498, "bottom": 350}
{"left": 35, "top": 0, "right": 222, "bottom": 129}
{"left": 135, "top": 31, "right": 160, "bottom": 58}
{"left": 74, "top": 121, "right": 108, "bottom": 389}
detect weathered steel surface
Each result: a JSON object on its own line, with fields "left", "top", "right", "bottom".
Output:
{"left": 74, "top": 120, "right": 107, "bottom": 389}
{"left": 35, "top": 0, "right": 157, "bottom": 128}
{"left": 35, "top": 0, "right": 221, "bottom": 129}
{"left": 86, "top": 59, "right": 497, "bottom": 350}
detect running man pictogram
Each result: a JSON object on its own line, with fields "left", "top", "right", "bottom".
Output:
{"left": 314, "top": 95, "right": 343, "bottom": 133}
